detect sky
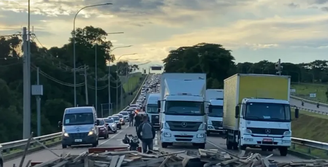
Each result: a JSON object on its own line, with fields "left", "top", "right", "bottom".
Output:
{"left": 1, "top": 0, "right": 328, "bottom": 70}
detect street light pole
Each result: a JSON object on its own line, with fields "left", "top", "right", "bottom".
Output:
{"left": 108, "top": 45, "right": 132, "bottom": 115}
{"left": 73, "top": 2, "right": 112, "bottom": 107}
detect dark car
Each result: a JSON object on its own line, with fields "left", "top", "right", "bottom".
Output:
{"left": 97, "top": 118, "right": 109, "bottom": 139}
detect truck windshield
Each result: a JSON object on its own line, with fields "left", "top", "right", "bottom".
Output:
{"left": 63, "top": 113, "right": 94, "bottom": 125}
{"left": 165, "top": 101, "right": 205, "bottom": 115}
{"left": 208, "top": 106, "right": 223, "bottom": 117}
{"left": 146, "top": 104, "right": 158, "bottom": 113}
{"left": 244, "top": 102, "right": 291, "bottom": 122}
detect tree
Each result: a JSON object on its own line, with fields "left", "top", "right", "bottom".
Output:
{"left": 0, "top": 26, "right": 144, "bottom": 142}
{"left": 163, "top": 43, "right": 235, "bottom": 88}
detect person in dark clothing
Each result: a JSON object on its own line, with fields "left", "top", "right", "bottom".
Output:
{"left": 134, "top": 114, "right": 142, "bottom": 132}
{"left": 129, "top": 111, "right": 134, "bottom": 126}
{"left": 137, "top": 115, "right": 155, "bottom": 153}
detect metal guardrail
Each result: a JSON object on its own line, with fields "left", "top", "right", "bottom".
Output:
{"left": 291, "top": 137, "right": 328, "bottom": 157}
{"left": 0, "top": 74, "right": 149, "bottom": 156}
{"left": 291, "top": 95, "right": 328, "bottom": 108}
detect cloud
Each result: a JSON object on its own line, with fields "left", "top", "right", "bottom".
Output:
{"left": 287, "top": 3, "right": 300, "bottom": 8}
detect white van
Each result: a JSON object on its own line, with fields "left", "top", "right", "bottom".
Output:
{"left": 58, "top": 106, "right": 99, "bottom": 148}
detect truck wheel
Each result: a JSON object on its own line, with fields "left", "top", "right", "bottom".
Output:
{"left": 279, "top": 147, "right": 288, "bottom": 156}
{"left": 226, "top": 140, "right": 233, "bottom": 150}
{"left": 198, "top": 143, "right": 206, "bottom": 149}
{"left": 62, "top": 144, "right": 67, "bottom": 149}
{"left": 161, "top": 142, "right": 168, "bottom": 148}
{"left": 268, "top": 148, "right": 273, "bottom": 152}
{"left": 207, "top": 131, "right": 211, "bottom": 136}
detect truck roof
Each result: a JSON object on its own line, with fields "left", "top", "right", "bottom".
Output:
{"left": 225, "top": 73, "right": 290, "bottom": 81}
{"left": 164, "top": 79, "right": 205, "bottom": 97}
{"left": 147, "top": 93, "right": 160, "bottom": 104}
{"left": 243, "top": 98, "right": 289, "bottom": 104}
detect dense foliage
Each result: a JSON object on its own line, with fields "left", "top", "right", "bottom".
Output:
{"left": 163, "top": 43, "right": 328, "bottom": 88}
{"left": 0, "top": 26, "right": 140, "bottom": 142}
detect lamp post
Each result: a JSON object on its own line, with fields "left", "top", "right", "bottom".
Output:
{"left": 72, "top": 2, "right": 112, "bottom": 107}
{"left": 107, "top": 45, "right": 132, "bottom": 115}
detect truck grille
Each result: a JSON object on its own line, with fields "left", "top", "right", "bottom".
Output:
{"left": 151, "top": 115, "right": 159, "bottom": 124}
{"left": 69, "top": 132, "right": 88, "bottom": 139}
{"left": 212, "top": 121, "right": 223, "bottom": 127}
{"left": 167, "top": 121, "right": 201, "bottom": 131}
{"left": 248, "top": 128, "right": 288, "bottom": 135}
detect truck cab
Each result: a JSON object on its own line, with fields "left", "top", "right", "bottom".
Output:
{"left": 206, "top": 89, "right": 224, "bottom": 135}
{"left": 146, "top": 93, "right": 160, "bottom": 130}
{"left": 159, "top": 73, "right": 207, "bottom": 149}
{"left": 223, "top": 74, "right": 299, "bottom": 156}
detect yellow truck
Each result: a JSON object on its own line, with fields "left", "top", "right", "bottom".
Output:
{"left": 223, "top": 74, "right": 299, "bottom": 156}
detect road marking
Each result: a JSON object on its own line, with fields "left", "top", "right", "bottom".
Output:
{"left": 100, "top": 125, "right": 129, "bottom": 145}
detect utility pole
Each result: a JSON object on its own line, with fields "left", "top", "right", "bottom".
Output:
{"left": 275, "top": 59, "right": 283, "bottom": 75}
{"left": 84, "top": 65, "right": 89, "bottom": 105}
{"left": 32, "top": 67, "right": 43, "bottom": 136}
{"left": 22, "top": 27, "right": 31, "bottom": 139}
{"left": 95, "top": 44, "right": 98, "bottom": 110}
{"left": 108, "top": 63, "right": 111, "bottom": 115}
{"left": 116, "top": 78, "right": 119, "bottom": 111}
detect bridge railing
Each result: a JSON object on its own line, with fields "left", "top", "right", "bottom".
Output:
{"left": 0, "top": 74, "right": 149, "bottom": 160}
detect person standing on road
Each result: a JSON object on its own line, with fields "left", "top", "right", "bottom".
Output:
{"left": 129, "top": 111, "right": 134, "bottom": 126}
{"left": 134, "top": 113, "right": 142, "bottom": 132}
{"left": 137, "top": 115, "right": 155, "bottom": 153}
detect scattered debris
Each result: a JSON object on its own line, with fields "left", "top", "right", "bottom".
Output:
{"left": 27, "top": 148, "right": 328, "bottom": 167}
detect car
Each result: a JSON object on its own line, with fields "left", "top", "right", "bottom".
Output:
{"left": 115, "top": 114, "right": 125, "bottom": 125}
{"left": 59, "top": 106, "right": 99, "bottom": 148}
{"left": 104, "top": 118, "right": 117, "bottom": 133}
{"left": 110, "top": 116, "right": 121, "bottom": 129}
{"left": 97, "top": 118, "right": 109, "bottom": 139}
{"left": 119, "top": 111, "right": 129, "bottom": 122}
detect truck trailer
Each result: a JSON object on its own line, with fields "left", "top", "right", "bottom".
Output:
{"left": 206, "top": 89, "right": 225, "bottom": 135}
{"left": 223, "top": 74, "right": 299, "bottom": 156}
{"left": 158, "top": 73, "right": 207, "bottom": 148}
{"left": 146, "top": 93, "right": 160, "bottom": 130}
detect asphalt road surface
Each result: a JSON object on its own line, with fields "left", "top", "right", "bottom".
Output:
{"left": 290, "top": 97, "right": 328, "bottom": 113}
{"left": 5, "top": 125, "right": 305, "bottom": 166}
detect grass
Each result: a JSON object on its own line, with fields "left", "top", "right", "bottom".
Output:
{"left": 291, "top": 83, "right": 328, "bottom": 103}
{"left": 122, "top": 73, "right": 142, "bottom": 93}
{"left": 291, "top": 109, "right": 328, "bottom": 158}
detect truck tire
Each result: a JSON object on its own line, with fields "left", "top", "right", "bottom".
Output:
{"left": 62, "top": 144, "right": 67, "bottom": 149}
{"left": 279, "top": 147, "right": 288, "bottom": 156}
{"left": 207, "top": 131, "right": 210, "bottom": 136}
{"left": 226, "top": 140, "right": 233, "bottom": 150}
{"left": 198, "top": 143, "right": 206, "bottom": 149}
{"left": 0, "top": 158, "right": 3, "bottom": 167}
{"left": 92, "top": 140, "right": 99, "bottom": 147}
{"left": 161, "top": 142, "right": 168, "bottom": 148}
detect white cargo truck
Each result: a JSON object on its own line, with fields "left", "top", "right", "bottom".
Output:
{"left": 146, "top": 93, "right": 160, "bottom": 130}
{"left": 206, "top": 89, "right": 225, "bottom": 135}
{"left": 158, "top": 73, "right": 207, "bottom": 148}
{"left": 223, "top": 74, "right": 299, "bottom": 156}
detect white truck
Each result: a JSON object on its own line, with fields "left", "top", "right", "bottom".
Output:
{"left": 146, "top": 93, "right": 161, "bottom": 130}
{"left": 223, "top": 74, "right": 299, "bottom": 156}
{"left": 206, "top": 89, "right": 225, "bottom": 135}
{"left": 158, "top": 73, "right": 207, "bottom": 148}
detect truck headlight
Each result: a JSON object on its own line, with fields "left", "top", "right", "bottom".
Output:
{"left": 199, "top": 123, "right": 206, "bottom": 130}
{"left": 196, "top": 133, "right": 205, "bottom": 138}
{"left": 245, "top": 129, "right": 252, "bottom": 134}
{"left": 63, "top": 133, "right": 69, "bottom": 137}
{"left": 111, "top": 124, "right": 115, "bottom": 127}
{"left": 283, "top": 131, "right": 291, "bottom": 136}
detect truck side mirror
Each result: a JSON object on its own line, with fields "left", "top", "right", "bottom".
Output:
{"left": 96, "top": 120, "right": 100, "bottom": 125}
{"left": 235, "top": 106, "right": 240, "bottom": 118}
{"left": 157, "top": 100, "right": 161, "bottom": 108}
{"left": 295, "top": 108, "right": 299, "bottom": 118}
{"left": 157, "top": 108, "right": 160, "bottom": 113}
{"left": 208, "top": 105, "right": 212, "bottom": 113}
{"left": 58, "top": 121, "right": 62, "bottom": 128}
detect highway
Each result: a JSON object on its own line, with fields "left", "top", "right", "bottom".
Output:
{"left": 290, "top": 97, "right": 328, "bottom": 113}
{"left": 5, "top": 126, "right": 305, "bottom": 166}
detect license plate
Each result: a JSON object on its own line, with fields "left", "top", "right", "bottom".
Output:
{"left": 75, "top": 139, "right": 82, "bottom": 142}
{"left": 263, "top": 138, "right": 272, "bottom": 142}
